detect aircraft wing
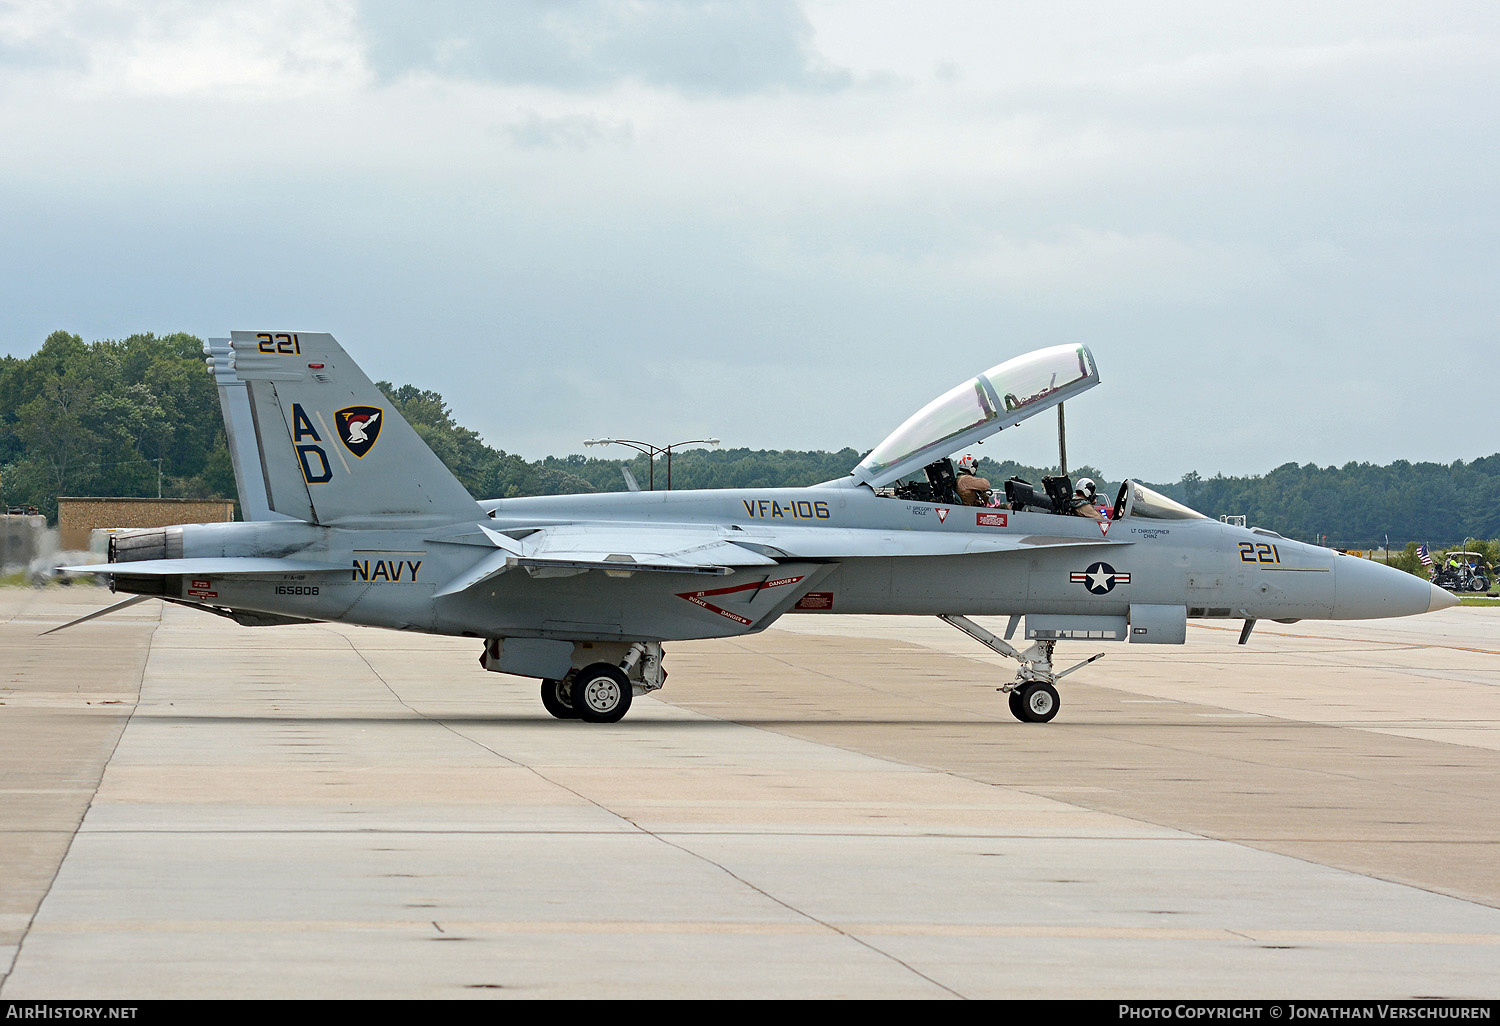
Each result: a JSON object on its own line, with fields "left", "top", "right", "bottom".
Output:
{"left": 434, "top": 523, "right": 779, "bottom": 597}
{"left": 58, "top": 557, "right": 350, "bottom": 576}
{"left": 730, "top": 524, "right": 1131, "bottom": 560}
{"left": 435, "top": 520, "right": 1125, "bottom": 598}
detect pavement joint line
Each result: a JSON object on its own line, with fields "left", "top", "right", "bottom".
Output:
{"left": 0, "top": 604, "right": 159, "bottom": 998}
{"left": 0, "top": 589, "right": 27, "bottom": 627}
{"left": 17, "top": 920, "right": 1500, "bottom": 943}
{"left": 62, "top": 829, "right": 1188, "bottom": 840}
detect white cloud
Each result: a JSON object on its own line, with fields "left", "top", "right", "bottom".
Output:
{"left": 0, "top": 0, "right": 1497, "bottom": 478}
{"left": 0, "top": 0, "right": 366, "bottom": 98}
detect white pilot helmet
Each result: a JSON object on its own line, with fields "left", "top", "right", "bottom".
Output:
{"left": 957, "top": 455, "right": 978, "bottom": 474}
{"left": 1075, "top": 477, "right": 1097, "bottom": 502}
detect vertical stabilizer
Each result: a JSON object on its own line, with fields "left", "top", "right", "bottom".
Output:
{"left": 217, "top": 332, "right": 479, "bottom": 525}
{"left": 207, "top": 338, "right": 285, "bottom": 521}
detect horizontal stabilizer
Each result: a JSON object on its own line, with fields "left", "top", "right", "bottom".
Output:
{"left": 40, "top": 594, "right": 153, "bottom": 636}
{"left": 60, "top": 558, "right": 349, "bottom": 577}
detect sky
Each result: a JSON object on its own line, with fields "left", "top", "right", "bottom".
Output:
{"left": 1, "top": 0, "right": 1496, "bottom": 482}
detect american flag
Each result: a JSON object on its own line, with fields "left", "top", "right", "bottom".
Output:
{"left": 1418, "top": 544, "right": 1434, "bottom": 567}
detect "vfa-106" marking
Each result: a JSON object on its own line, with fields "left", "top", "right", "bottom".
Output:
{"left": 742, "top": 499, "right": 831, "bottom": 520}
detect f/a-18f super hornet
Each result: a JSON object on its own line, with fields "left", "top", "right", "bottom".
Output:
{"left": 56, "top": 333, "right": 1456, "bottom": 723}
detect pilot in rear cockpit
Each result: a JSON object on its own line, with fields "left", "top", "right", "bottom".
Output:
{"left": 1069, "top": 478, "right": 1103, "bottom": 519}
{"left": 955, "top": 455, "right": 991, "bottom": 506}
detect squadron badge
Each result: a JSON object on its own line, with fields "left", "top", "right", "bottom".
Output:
{"left": 336, "top": 406, "right": 383, "bottom": 458}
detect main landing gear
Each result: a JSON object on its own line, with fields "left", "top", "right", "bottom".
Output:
{"left": 536, "top": 643, "right": 664, "bottom": 724}
{"left": 540, "top": 664, "right": 635, "bottom": 723}
{"left": 940, "top": 614, "right": 1104, "bottom": 724}
{"left": 540, "top": 677, "right": 579, "bottom": 719}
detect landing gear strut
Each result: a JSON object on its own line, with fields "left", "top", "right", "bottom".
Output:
{"left": 940, "top": 614, "right": 1102, "bottom": 724}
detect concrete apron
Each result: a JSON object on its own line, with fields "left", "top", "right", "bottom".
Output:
{"left": 2, "top": 588, "right": 1498, "bottom": 999}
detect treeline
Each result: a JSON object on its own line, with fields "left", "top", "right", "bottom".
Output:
{"left": 0, "top": 332, "right": 880, "bottom": 516}
{"left": 1166, "top": 461, "right": 1500, "bottom": 549}
{"left": 0, "top": 331, "right": 237, "bottom": 513}
{"left": 1, "top": 331, "right": 1496, "bottom": 550}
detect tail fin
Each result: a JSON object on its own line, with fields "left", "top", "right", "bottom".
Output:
{"left": 208, "top": 332, "right": 479, "bottom": 525}
{"left": 208, "top": 338, "right": 282, "bottom": 521}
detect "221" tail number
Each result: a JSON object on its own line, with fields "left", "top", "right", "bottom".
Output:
{"left": 256, "top": 332, "right": 301, "bottom": 355}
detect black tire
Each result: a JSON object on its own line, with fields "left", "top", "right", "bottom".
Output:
{"left": 540, "top": 677, "right": 578, "bottom": 719}
{"left": 1471, "top": 576, "right": 1489, "bottom": 593}
{"left": 1007, "top": 689, "right": 1027, "bottom": 722}
{"left": 572, "top": 663, "right": 633, "bottom": 723}
{"left": 1015, "top": 681, "right": 1060, "bottom": 723}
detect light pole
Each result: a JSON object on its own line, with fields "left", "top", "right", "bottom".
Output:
{"left": 583, "top": 437, "right": 721, "bottom": 490}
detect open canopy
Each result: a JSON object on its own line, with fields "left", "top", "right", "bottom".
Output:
{"left": 853, "top": 344, "right": 1100, "bottom": 489}
{"left": 1113, "top": 480, "right": 1208, "bottom": 521}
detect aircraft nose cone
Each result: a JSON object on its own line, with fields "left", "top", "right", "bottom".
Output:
{"left": 1428, "top": 583, "right": 1460, "bottom": 612}
{"left": 1333, "top": 555, "right": 1448, "bottom": 619}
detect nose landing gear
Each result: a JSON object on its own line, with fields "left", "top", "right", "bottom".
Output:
{"left": 940, "top": 614, "right": 1103, "bottom": 724}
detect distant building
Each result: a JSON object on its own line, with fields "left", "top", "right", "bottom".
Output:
{"left": 56, "top": 497, "right": 235, "bottom": 552}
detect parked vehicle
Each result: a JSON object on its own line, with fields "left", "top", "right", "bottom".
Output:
{"left": 1433, "top": 552, "right": 1493, "bottom": 593}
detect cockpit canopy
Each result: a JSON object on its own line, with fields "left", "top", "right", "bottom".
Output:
{"left": 1113, "top": 480, "right": 1208, "bottom": 521}
{"left": 853, "top": 344, "right": 1100, "bottom": 489}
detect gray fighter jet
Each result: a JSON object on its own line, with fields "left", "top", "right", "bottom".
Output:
{"left": 56, "top": 332, "right": 1456, "bottom": 723}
